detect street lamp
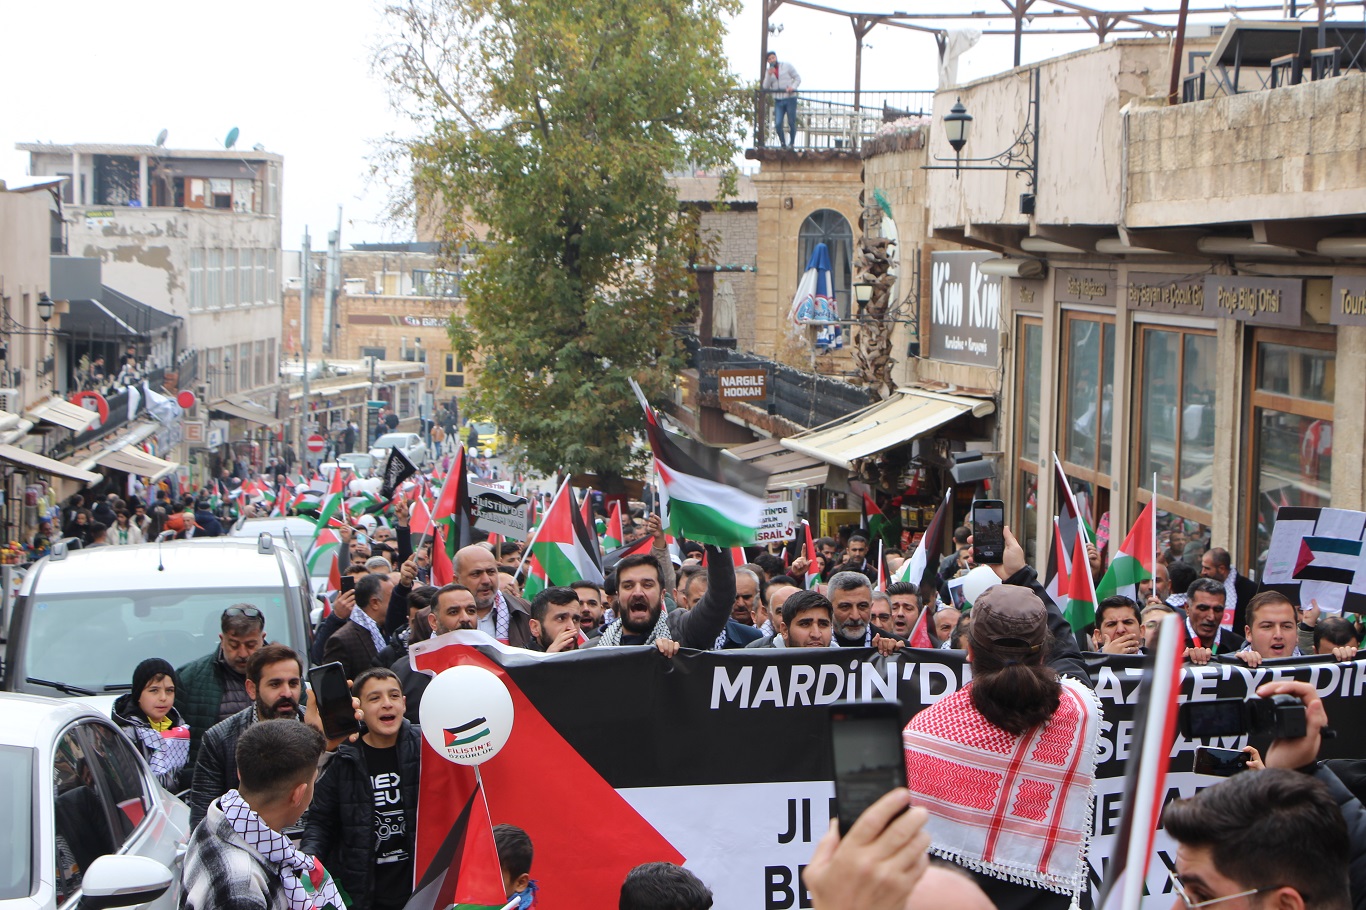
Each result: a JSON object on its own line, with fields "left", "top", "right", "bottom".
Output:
{"left": 943, "top": 99, "right": 972, "bottom": 168}
{"left": 852, "top": 280, "right": 874, "bottom": 315}
{"left": 37, "top": 293, "right": 54, "bottom": 323}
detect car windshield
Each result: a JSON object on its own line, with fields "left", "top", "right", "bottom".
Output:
{"left": 373, "top": 434, "right": 410, "bottom": 448}
{"left": 20, "top": 588, "right": 295, "bottom": 693}
{"left": 338, "top": 454, "right": 371, "bottom": 465}
{"left": 473, "top": 422, "right": 496, "bottom": 436}
{"left": 0, "top": 745, "right": 32, "bottom": 899}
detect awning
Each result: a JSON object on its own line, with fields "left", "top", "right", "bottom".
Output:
{"left": 781, "top": 389, "right": 996, "bottom": 471}
{"left": 728, "top": 437, "right": 834, "bottom": 491}
{"left": 76, "top": 425, "right": 177, "bottom": 481}
{"left": 0, "top": 444, "right": 100, "bottom": 484}
{"left": 26, "top": 398, "right": 98, "bottom": 432}
{"left": 210, "top": 398, "right": 281, "bottom": 428}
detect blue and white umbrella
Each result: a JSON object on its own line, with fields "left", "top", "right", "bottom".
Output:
{"left": 789, "top": 242, "right": 839, "bottom": 326}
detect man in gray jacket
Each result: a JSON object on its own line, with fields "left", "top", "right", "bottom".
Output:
{"left": 763, "top": 51, "right": 802, "bottom": 148}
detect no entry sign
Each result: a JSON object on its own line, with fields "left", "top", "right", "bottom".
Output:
{"left": 306, "top": 434, "right": 326, "bottom": 454}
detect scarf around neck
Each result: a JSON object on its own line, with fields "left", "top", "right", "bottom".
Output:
{"left": 597, "top": 608, "right": 672, "bottom": 647}
{"left": 219, "top": 789, "right": 345, "bottom": 910}
{"left": 903, "top": 677, "right": 1101, "bottom": 899}
{"left": 350, "top": 606, "right": 387, "bottom": 653}
{"left": 132, "top": 717, "right": 190, "bottom": 782}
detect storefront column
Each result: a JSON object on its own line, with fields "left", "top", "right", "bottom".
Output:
{"left": 1033, "top": 270, "right": 1061, "bottom": 555}
{"left": 1210, "top": 320, "right": 1245, "bottom": 562}
{"left": 1107, "top": 265, "right": 1135, "bottom": 557}
{"left": 1332, "top": 325, "right": 1366, "bottom": 511}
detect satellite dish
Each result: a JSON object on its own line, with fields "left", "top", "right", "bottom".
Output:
{"left": 155, "top": 129, "right": 168, "bottom": 147}
{"left": 224, "top": 127, "right": 239, "bottom": 149}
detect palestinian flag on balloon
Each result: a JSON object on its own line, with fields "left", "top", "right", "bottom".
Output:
{"left": 630, "top": 379, "right": 769, "bottom": 547}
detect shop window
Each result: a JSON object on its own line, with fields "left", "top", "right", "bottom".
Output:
{"left": 1060, "top": 314, "right": 1115, "bottom": 479}
{"left": 190, "top": 249, "right": 204, "bottom": 312}
{"left": 1136, "top": 327, "right": 1216, "bottom": 516}
{"left": 239, "top": 343, "right": 252, "bottom": 391}
{"left": 226, "top": 250, "right": 238, "bottom": 306}
{"left": 1246, "top": 330, "right": 1335, "bottom": 579}
{"left": 797, "top": 209, "right": 852, "bottom": 319}
{"left": 1015, "top": 316, "right": 1044, "bottom": 559}
{"left": 444, "top": 352, "right": 464, "bottom": 389}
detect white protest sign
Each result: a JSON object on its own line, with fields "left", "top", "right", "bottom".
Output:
{"left": 754, "top": 501, "right": 795, "bottom": 544}
{"left": 469, "top": 482, "right": 531, "bottom": 540}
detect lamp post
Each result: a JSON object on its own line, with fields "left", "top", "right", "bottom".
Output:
{"left": 36, "top": 293, "right": 54, "bottom": 323}
{"left": 852, "top": 280, "right": 874, "bottom": 316}
{"left": 942, "top": 99, "right": 972, "bottom": 174}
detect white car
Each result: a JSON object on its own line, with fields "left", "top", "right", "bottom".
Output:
{"left": 1, "top": 692, "right": 187, "bottom": 910}
{"left": 368, "top": 432, "right": 427, "bottom": 466}
{"left": 336, "top": 452, "right": 375, "bottom": 476}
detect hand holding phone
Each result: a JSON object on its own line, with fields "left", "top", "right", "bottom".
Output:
{"left": 1193, "top": 746, "right": 1252, "bottom": 777}
{"left": 307, "top": 662, "right": 361, "bottom": 741}
{"left": 971, "top": 500, "right": 1006, "bottom": 565}
{"left": 829, "top": 701, "right": 909, "bottom": 836}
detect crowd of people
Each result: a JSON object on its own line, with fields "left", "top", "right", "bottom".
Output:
{"left": 84, "top": 478, "right": 1366, "bottom": 910}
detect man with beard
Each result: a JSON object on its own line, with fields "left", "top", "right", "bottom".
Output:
{"left": 394, "top": 584, "right": 480, "bottom": 724}
{"left": 455, "top": 544, "right": 533, "bottom": 647}
{"left": 570, "top": 580, "right": 606, "bottom": 637}
{"left": 829, "top": 570, "right": 901, "bottom": 647}
{"left": 586, "top": 545, "right": 734, "bottom": 654}
{"left": 528, "top": 587, "right": 583, "bottom": 652}
{"left": 189, "top": 644, "right": 305, "bottom": 829}
{"left": 178, "top": 605, "right": 267, "bottom": 767}
{"left": 1182, "top": 577, "right": 1245, "bottom": 664}
{"left": 324, "top": 573, "right": 393, "bottom": 680}
{"left": 746, "top": 590, "right": 836, "bottom": 648}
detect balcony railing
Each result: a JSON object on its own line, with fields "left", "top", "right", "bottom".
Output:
{"left": 1179, "top": 21, "right": 1366, "bottom": 102}
{"left": 752, "top": 89, "right": 934, "bottom": 151}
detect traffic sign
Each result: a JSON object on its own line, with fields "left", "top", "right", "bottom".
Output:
{"left": 306, "top": 434, "right": 326, "bottom": 454}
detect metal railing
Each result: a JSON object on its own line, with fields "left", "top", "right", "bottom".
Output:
{"left": 753, "top": 89, "right": 934, "bottom": 151}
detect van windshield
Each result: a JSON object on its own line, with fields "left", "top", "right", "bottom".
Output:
{"left": 19, "top": 588, "right": 296, "bottom": 693}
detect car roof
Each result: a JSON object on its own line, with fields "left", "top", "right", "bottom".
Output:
{"left": 0, "top": 692, "right": 103, "bottom": 748}
{"left": 23, "top": 538, "right": 300, "bottom": 595}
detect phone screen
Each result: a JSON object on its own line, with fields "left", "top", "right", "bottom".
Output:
{"left": 308, "top": 662, "right": 360, "bottom": 740}
{"left": 1193, "top": 746, "right": 1250, "bottom": 777}
{"left": 972, "top": 500, "right": 1006, "bottom": 565}
{"left": 829, "top": 701, "right": 907, "bottom": 835}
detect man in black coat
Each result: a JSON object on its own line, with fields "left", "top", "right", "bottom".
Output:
{"left": 1200, "top": 546, "right": 1259, "bottom": 634}
{"left": 189, "top": 645, "right": 305, "bottom": 829}
{"left": 324, "top": 573, "right": 392, "bottom": 680}
{"left": 303, "top": 668, "right": 421, "bottom": 910}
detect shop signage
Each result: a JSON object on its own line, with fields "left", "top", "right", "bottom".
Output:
{"left": 1127, "top": 273, "right": 1207, "bottom": 316}
{"left": 182, "top": 420, "right": 205, "bottom": 445}
{"left": 348, "top": 313, "right": 449, "bottom": 328}
{"left": 928, "top": 251, "right": 1001, "bottom": 367}
{"left": 717, "top": 368, "right": 767, "bottom": 401}
{"left": 207, "top": 421, "right": 229, "bottom": 449}
{"left": 1055, "top": 268, "right": 1117, "bottom": 307}
{"left": 1203, "top": 276, "right": 1303, "bottom": 326}
{"left": 1011, "top": 278, "right": 1045, "bottom": 313}
{"left": 1331, "top": 276, "right": 1366, "bottom": 326}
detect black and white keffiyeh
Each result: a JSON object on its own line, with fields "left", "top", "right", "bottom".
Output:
{"left": 349, "top": 605, "right": 387, "bottom": 652}
{"left": 597, "top": 609, "right": 673, "bottom": 647}
{"left": 219, "top": 789, "right": 345, "bottom": 910}
{"left": 132, "top": 723, "right": 190, "bottom": 788}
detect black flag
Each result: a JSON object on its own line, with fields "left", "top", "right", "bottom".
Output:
{"left": 380, "top": 446, "right": 417, "bottom": 500}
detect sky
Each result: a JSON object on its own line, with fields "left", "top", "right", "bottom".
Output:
{"left": 1, "top": 0, "right": 1224, "bottom": 247}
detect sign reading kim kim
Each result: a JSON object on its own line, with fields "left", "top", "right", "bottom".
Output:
{"left": 929, "top": 251, "right": 1001, "bottom": 367}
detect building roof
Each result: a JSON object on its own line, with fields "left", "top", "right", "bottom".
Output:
{"left": 670, "top": 174, "right": 758, "bottom": 205}
{"left": 16, "top": 142, "right": 282, "bottom": 163}
{"left": 0, "top": 175, "right": 68, "bottom": 193}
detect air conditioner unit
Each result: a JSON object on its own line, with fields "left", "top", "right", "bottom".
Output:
{"left": 0, "top": 388, "right": 19, "bottom": 413}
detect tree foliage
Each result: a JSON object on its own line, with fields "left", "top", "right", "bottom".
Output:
{"left": 377, "top": 0, "right": 745, "bottom": 480}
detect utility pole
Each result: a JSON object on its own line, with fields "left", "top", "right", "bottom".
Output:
{"left": 300, "top": 229, "right": 311, "bottom": 464}
{"left": 322, "top": 206, "right": 341, "bottom": 355}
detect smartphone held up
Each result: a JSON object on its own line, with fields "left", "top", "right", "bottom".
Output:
{"left": 972, "top": 499, "right": 1006, "bottom": 565}
{"left": 829, "top": 700, "right": 909, "bottom": 835}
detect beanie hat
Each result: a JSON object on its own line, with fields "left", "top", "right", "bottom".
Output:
{"left": 131, "top": 657, "right": 178, "bottom": 698}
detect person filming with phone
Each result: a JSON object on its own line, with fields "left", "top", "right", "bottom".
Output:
{"left": 902, "top": 583, "right": 1103, "bottom": 910}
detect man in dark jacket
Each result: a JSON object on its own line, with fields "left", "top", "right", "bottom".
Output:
{"left": 585, "top": 545, "right": 735, "bottom": 651}
{"left": 455, "top": 544, "right": 534, "bottom": 647}
{"left": 324, "top": 573, "right": 391, "bottom": 680}
{"left": 303, "top": 668, "right": 421, "bottom": 910}
{"left": 393, "top": 584, "right": 480, "bottom": 724}
{"left": 177, "top": 605, "right": 266, "bottom": 766}
{"left": 189, "top": 644, "right": 304, "bottom": 829}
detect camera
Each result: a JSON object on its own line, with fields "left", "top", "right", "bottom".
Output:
{"left": 1179, "top": 694, "right": 1308, "bottom": 740}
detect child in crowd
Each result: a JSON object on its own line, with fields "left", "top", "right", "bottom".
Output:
{"left": 110, "top": 657, "right": 191, "bottom": 791}
{"left": 495, "top": 824, "right": 537, "bottom": 908}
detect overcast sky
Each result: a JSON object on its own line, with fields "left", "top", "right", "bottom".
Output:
{"left": 2, "top": 0, "right": 1211, "bottom": 246}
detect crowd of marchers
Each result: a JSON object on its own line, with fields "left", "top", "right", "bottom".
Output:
{"left": 94, "top": 497, "right": 1366, "bottom": 910}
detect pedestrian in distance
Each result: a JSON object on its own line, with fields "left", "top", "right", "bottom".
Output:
{"left": 763, "top": 50, "right": 802, "bottom": 149}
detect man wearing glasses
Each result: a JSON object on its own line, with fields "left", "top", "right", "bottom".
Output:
{"left": 177, "top": 604, "right": 267, "bottom": 766}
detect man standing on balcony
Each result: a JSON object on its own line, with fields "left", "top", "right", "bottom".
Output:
{"left": 763, "top": 50, "right": 801, "bottom": 149}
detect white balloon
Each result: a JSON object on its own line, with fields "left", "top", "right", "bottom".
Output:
{"left": 419, "top": 665, "right": 515, "bottom": 765}
{"left": 961, "top": 565, "right": 1001, "bottom": 607}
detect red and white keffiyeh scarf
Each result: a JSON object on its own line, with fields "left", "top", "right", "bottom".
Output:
{"left": 903, "top": 677, "right": 1101, "bottom": 898}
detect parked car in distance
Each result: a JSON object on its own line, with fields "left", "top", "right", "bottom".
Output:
{"left": 369, "top": 432, "right": 427, "bottom": 466}
{"left": 1, "top": 692, "right": 188, "bottom": 910}
{"left": 4, "top": 538, "right": 314, "bottom": 709}
{"left": 468, "top": 421, "right": 502, "bottom": 457}
{"left": 336, "top": 452, "right": 375, "bottom": 475}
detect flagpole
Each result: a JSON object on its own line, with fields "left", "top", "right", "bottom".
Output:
{"left": 1151, "top": 472, "right": 1158, "bottom": 592}
{"left": 513, "top": 475, "right": 569, "bottom": 579}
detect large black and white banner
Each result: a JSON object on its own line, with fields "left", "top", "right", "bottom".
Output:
{"left": 410, "top": 636, "right": 1366, "bottom": 909}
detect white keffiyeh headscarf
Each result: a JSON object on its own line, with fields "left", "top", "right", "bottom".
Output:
{"left": 219, "top": 789, "right": 345, "bottom": 910}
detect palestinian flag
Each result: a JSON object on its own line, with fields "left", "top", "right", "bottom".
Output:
{"left": 906, "top": 596, "right": 934, "bottom": 648}
{"left": 892, "top": 488, "right": 952, "bottom": 591}
{"left": 431, "top": 523, "right": 456, "bottom": 587}
{"left": 874, "top": 540, "right": 886, "bottom": 592}
{"left": 403, "top": 780, "right": 507, "bottom": 910}
{"left": 314, "top": 469, "right": 349, "bottom": 530}
{"left": 603, "top": 501, "right": 625, "bottom": 550}
{"left": 602, "top": 536, "right": 654, "bottom": 570}
{"left": 1293, "top": 536, "right": 1362, "bottom": 585}
{"left": 801, "top": 520, "right": 820, "bottom": 589}
{"left": 574, "top": 487, "right": 604, "bottom": 576}
{"left": 522, "top": 479, "right": 604, "bottom": 600}
{"left": 292, "top": 489, "right": 323, "bottom": 516}
{"left": 345, "top": 492, "right": 386, "bottom": 517}
{"left": 1064, "top": 528, "right": 1097, "bottom": 635}
{"left": 410, "top": 495, "right": 434, "bottom": 545}
{"left": 307, "top": 528, "right": 342, "bottom": 576}
{"left": 1095, "top": 611, "right": 1184, "bottom": 910}
{"left": 433, "top": 446, "right": 476, "bottom": 558}
{"left": 860, "top": 489, "right": 891, "bottom": 549}
{"left": 1044, "top": 453, "right": 1088, "bottom": 606}
{"left": 1096, "top": 499, "right": 1157, "bottom": 602}
{"left": 631, "top": 380, "right": 769, "bottom": 547}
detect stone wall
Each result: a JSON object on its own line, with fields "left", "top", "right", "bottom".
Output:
{"left": 1126, "top": 71, "right": 1366, "bottom": 227}
{"left": 696, "top": 208, "right": 758, "bottom": 351}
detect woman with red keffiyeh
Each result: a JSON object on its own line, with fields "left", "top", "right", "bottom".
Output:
{"left": 903, "top": 583, "right": 1102, "bottom": 910}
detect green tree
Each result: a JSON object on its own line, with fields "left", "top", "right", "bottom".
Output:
{"left": 377, "top": 0, "right": 744, "bottom": 481}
